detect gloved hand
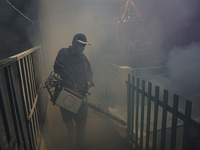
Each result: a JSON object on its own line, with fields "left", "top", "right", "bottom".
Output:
{"left": 87, "top": 82, "right": 91, "bottom": 89}
{"left": 82, "top": 82, "right": 91, "bottom": 90}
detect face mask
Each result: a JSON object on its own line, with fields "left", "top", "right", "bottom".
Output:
{"left": 75, "top": 46, "right": 85, "bottom": 54}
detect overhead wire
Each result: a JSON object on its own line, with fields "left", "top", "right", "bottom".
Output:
{"left": 5, "top": 0, "right": 39, "bottom": 23}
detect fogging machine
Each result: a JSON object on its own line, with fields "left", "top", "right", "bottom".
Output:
{"left": 44, "top": 72, "right": 127, "bottom": 126}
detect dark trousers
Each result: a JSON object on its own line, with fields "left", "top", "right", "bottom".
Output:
{"left": 60, "top": 103, "right": 88, "bottom": 145}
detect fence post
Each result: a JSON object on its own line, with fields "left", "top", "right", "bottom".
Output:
{"left": 182, "top": 100, "right": 192, "bottom": 150}
{"left": 118, "top": 66, "right": 131, "bottom": 106}
{"left": 197, "top": 120, "right": 200, "bottom": 150}
{"left": 160, "top": 90, "right": 168, "bottom": 150}
{"left": 152, "top": 86, "right": 159, "bottom": 150}
{"left": 127, "top": 74, "right": 131, "bottom": 144}
{"left": 146, "top": 82, "right": 152, "bottom": 150}
{"left": 170, "top": 95, "right": 179, "bottom": 150}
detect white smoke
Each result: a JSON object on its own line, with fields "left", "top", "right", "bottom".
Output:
{"left": 40, "top": 0, "right": 200, "bottom": 118}
{"left": 149, "top": 42, "right": 200, "bottom": 118}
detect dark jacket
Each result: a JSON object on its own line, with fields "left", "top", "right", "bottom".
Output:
{"left": 54, "top": 46, "right": 93, "bottom": 91}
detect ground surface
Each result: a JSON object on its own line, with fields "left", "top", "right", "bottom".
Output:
{"left": 40, "top": 92, "right": 128, "bottom": 150}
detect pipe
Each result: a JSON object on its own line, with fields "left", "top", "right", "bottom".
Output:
{"left": 85, "top": 101, "right": 127, "bottom": 126}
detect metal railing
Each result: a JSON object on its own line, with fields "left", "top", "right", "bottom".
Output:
{"left": 0, "top": 46, "right": 47, "bottom": 150}
{"left": 89, "top": 51, "right": 168, "bottom": 103}
{"left": 131, "top": 65, "right": 168, "bottom": 81}
{"left": 126, "top": 74, "right": 200, "bottom": 150}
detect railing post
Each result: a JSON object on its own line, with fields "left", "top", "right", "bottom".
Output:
{"left": 131, "top": 75, "right": 135, "bottom": 146}
{"left": 140, "top": 80, "right": 145, "bottom": 150}
{"left": 135, "top": 78, "right": 140, "bottom": 150}
{"left": 152, "top": 86, "right": 159, "bottom": 150}
{"left": 127, "top": 74, "right": 131, "bottom": 144}
{"left": 118, "top": 66, "right": 131, "bottom": 106}
{"left": 182, "top": 100, "right": 192, "bottom": 150}
{"left": 170, "top": 95, "right": 179, "bottom": 150}
{"left": 197, "top": 120, "right": 200, "bottom": 150}
{"left": 0, "top": 70, "right": 14, "bottom": 145}
{"left": 160, "top": 90, "right": 168, "bottom": 150}
{"left": 146, "top": 82, "right": 152, "bottom": 150}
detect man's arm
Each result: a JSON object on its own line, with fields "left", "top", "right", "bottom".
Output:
{"left": 53, "top": 49, "right": 75, "bottom": 88}
{"left": 85, "top": 56, "right": 94, "bottom": 87}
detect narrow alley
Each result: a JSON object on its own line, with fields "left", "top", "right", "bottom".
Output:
{"left": 40, "top": 90, "right": 128, "bottom": 150}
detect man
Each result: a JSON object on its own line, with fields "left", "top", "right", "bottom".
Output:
{"left": 53, "top": 33, "right": 93, "bottom": 148}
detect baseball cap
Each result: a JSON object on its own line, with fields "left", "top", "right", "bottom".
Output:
{"left": 72, "top": 33, "right": 91, "bottom": 46}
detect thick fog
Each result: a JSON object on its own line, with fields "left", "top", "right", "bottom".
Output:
{"left": 37, "top": 1, "right": 200, "bottom": 149}
{"left": 149, "top": 42, "right": 200, "bottom": 118}
{"left": 42, "top": 0, "right": 200, "bottom": 62}
{"left": 40, "top": 0, "right": 200, "bottom": 118}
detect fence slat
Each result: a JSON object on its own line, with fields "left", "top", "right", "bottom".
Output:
{"left": 135, "top": 78, "right": 140, "bottom": 150}
{"left": 5, "top": 67, "right": 21, "bottom": 147}
{"left": 0, "top": 130, "right": 5, "bottom": 150}
{"left": 26, "top": 55, "right": 39, "bottom": 145}
{"left": 27, "top": 55, "right": 35, "bottom": 101}
{"left": 22, "top": 57, "right": 36, "bottom": 150}
{"left": 127, "top": 74, "right": 131, "bottom": 141}
{"left": 32, "top": 52, "right": 38, "bottom": 88}
{"left": 18, "top": 59, "right": 34, "bottom": 150}
{"left": 21, "top": 58, "right": 31, "bottom": 113}
{"left": 126, "top": 75, "right": 200, "bottom": 150}
{"left": 140, "top": 80, "right": 145, "bottom": 150}
{"left": 152, "top": 86, "right": 159, "bottom": 150}
{"left": 160, "top": 90, "right": 168, "bottom": 150}
{"left": 197, "top": 122, "right": 200, "bottom": 150}
{"left": 25, "top": 56, "right": 34, "bottom": 108}
{"left": 28, "top": 55, "right": 40, "bottom": 141}
{"left": 7, "top": 136, "right": 16, "bottom": 150}
{"left": 182, "top": 100, "right": 192, "bottom": 150}
{"left": 170, "top": 95, "right": 179, "bottom": 150}
{"left": 0, "top": 71, "right": 14, "bottom": 143}
{"left": 29, "top": 54, "right": 36, "bottom": 96}
{"left": 131, "top": 75, "right": 135, "bottom": 145}
{"left": 24, "top": 56, "right": 38, "bottom": 147}
{"left": 146, "top": 82, "right": 152, "bottom": 150}
{"left": 10, "top": 64, "right": 30, "bottom": 150}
